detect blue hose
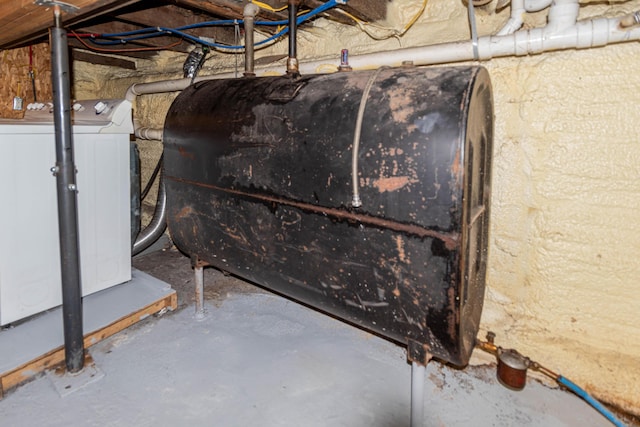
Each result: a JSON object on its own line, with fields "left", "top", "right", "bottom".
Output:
{"left": 85, "top": 0, "right": 344, "bottom": 49}
{"left": 557, "top": 376, "right": 627, "bottom": 427}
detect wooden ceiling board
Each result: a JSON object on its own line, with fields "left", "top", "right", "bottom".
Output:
{"left": 112, "top": 4, "right": 239, "bottom": 45}
{"left": 0, "top": 0, "right": 141, "bottom": 49}
{"left": 174, "top": 0, "right": 281, "bottom": 21}
{"left": 0, "top": 0, "right": 389, "bottom": 65}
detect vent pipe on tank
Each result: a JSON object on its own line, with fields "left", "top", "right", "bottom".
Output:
{"left": 243, "top": 2, "right": 260, "bottom": 77}
{"left": 287, "top": 0, "right": 300, "bottom": 75}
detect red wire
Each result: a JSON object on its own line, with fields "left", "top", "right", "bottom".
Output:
{"left": 68, "top": 29, "right": 183, "bottom": 52}
{"left": 68, "top": 33, "right": 100, "bottom": 38}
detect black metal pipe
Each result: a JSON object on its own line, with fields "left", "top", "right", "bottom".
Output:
{"left": 51, "top": 7, "right": 85, "bottom": 373}
{"left": 287, "top": 1, "right": 299, "bottom": 75}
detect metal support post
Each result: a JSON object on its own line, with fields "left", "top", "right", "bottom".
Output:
{"left": 194, "top": 263, "right": 205, "bottom": 320}
{"left": 51, "top": 5, "right": 84, "bottom": 373}
{"left": 410, "top": 361, "right": 426, "bottom": 427}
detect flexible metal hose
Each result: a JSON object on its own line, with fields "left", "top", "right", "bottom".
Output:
{"left": 132, "top": 172, "right": 167, "bottom": 256}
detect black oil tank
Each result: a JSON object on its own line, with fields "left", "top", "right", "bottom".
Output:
{"left": 163, "top": 65, "right": 493, "bottom": 366}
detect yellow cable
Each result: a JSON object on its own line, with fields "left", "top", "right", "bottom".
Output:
{"left": 338, "top": 9, "right": 365, "bottom": 25}
{"left": 337, "top": 0, "right": 428, "bottom": 39}
{"left": 251, "top": 0, "right": 287, "bottom": 12}
{"left": 401, "top": 0, "right": 428, "bottom": 35}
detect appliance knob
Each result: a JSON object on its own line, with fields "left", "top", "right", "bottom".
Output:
{"left": 94, "top": 101, "right": 108, "bottom": 114}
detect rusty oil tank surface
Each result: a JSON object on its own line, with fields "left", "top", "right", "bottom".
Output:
{"left": 163, "top": 66, "right": 493, "bottom": 366}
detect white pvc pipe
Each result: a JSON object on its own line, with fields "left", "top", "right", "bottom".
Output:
{"left": 546, "top": 0, "right": 580, "bottom": 34}
{"left": 497, "top": 0, "right": 525, "bottom": 35}
{"left": 525, "top": 0, "right": 553, "bottom": 12}
{"left": 135, "top": 127, "right": 163, "bottom": 141}
{"left": 410, "top": 362, "right": 426, "bottom": 427}
{"left": 126, "top": 78, "right": 192, "bottom": 102}
{"left": 125, "top": 9, "right": 640, "bottom": 102}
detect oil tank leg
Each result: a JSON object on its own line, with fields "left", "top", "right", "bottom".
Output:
{"left": 410, "top": 361, "right": 427, "bottom": 427}
{"left": 193, "top": 260, "right": 206, "bottom": 320}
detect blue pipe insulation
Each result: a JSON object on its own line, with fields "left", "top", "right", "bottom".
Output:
{"left": 88, "top": 0, "right": 343, "bottom": 49}
{"left": 557, "top": 376, "right": 627, "bottom": 427}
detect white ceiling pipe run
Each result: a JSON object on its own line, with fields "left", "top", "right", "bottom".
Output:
{"left": 125, "top": 9, "right": 640, "bottom": 101}
{"left": 525, "top": 0, "right": 553, "bottom": 13}
{"left": 497, "top": 0, "right": 526, "bottom": 35}
{"left": 546, "top": 0, "right": 580, "bottom": 34}
{"left": 135, "top": 126, "right": 163, "bottom": 141}
{"left": 499, "top": 0, "right": 578, "bottom": 35}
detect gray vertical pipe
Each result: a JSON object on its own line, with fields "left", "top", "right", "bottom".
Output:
{"left": 51, "top": 8, "right": 85, "bottom": 373}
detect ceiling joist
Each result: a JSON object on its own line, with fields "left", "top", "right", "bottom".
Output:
{"left": 1, "top": 0, "right": 390, "bottom": 66}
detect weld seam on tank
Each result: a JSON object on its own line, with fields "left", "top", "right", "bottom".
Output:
{"left": 351, "top": 66, "right": 387, "bottom": 208}
{"left": 166, "top": 175, "right": 459, "bottom": 249}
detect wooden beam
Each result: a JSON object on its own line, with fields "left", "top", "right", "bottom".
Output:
{"left": 0, "top": 0, "right": 141, "bottom": 49}
{"left": 75, "top": 21, "right": 192, "bottom": 52}
{"left": 68, "top": 38, "right": 158, "bottom": 59}
{"left": 304, "top": 0, "right": 387, "bottom": 22}
{"left": 0, "top": 291, "right": 177, "bottom": 397}
{"left": 173, "top": 0, "right": 284, "bottom": 21}
{"left": 71, "top": 49, "right": 137, "bottom": 69}
{"left": 113, "top": 4, "right": 238, "bottom": 46}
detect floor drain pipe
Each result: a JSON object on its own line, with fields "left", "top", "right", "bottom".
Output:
{"left": 287, "top": 0, "right": 300, "bottom": 75}
{"left": 243, "top": 2, "right": 260, "bottom": 77}
{"left": 50, "top": 5, "right": 85, "bottom": 373}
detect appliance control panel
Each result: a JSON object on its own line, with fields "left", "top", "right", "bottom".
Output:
{"left": 18, "top": 99, "right": 134, "bottom": 133}
{"left": 23, "top": 99, "right": 132, "bottom": 126}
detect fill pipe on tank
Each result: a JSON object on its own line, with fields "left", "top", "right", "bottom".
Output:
{"left": 287, "top": 0, "right": 300, "bottom": 75}
{"left": 243, "top": 2, "right": 260, "bottom": 77}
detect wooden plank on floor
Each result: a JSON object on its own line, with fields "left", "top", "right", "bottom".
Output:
{"left": 0, "top": 272, "right": 178, "bottom": 399}
{"left": 0, "top": 292, "right": 176, "bottom": 396}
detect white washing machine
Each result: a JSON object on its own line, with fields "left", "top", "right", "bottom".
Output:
{"left": 0, "top": 100, "right": 133, "bottom": 325}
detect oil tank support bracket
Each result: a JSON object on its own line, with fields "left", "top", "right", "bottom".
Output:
{"left": 408, "top": 340, "right": 432, "bottom": 427}
{"left": 411, "top": 361, "right": 427, "bottom": 427}
{"left": 192, "top": 257, "right": 207, "bottom": 320}
{"left": 407, "top": 339, "right": 432, "bottom": 365}
{"left": 351, "top": 67, "right": 387, "bottom": 208}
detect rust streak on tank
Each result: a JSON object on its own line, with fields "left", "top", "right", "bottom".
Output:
{"left": 175, "top": 205, "right": 194, "bottom": 220}
{"left": 373, "top": 176, "right": 415, "bottom": 192}
{"left": 167, "top": 175, "right": 459, "bottom": 250}
{"left": 178, "top": 146, "right": 195, "bottom": 160}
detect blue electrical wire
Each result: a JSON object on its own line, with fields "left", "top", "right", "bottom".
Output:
{"left": 557, "top": 376, "right": 627, "bottom": 427}
{"left": 85, "top": 0, "right": 344, "bottom": 50}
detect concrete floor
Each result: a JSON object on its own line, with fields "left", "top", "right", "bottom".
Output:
{"left": 0, "top": 248, "right": 633, "bottom": 426}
